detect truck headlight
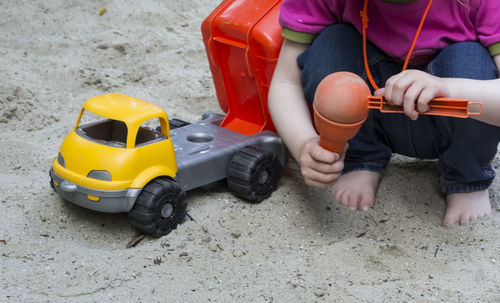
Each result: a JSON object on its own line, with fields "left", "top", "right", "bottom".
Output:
{"left": 57, "top": 153, "right": 66, "bottom": 167}
{"left": 87, "top": 170, "right": 112, "bottom": 181}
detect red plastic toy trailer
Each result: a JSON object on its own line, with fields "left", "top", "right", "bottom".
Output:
{"left": 202, "top": 0, "right": 284, "bottom": 136}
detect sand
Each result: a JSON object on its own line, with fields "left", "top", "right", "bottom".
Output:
{"left": 0, "top": 0, "right": 499, "bottom": 302}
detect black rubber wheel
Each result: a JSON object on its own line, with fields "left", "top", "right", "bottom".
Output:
{"left": 49, "top": 171, "right": 56, "bottom": 191}
{"left": 128, "top": 177, "right": 187, "bottom": 238}
{"left": 227, "top": 146, "right": 281, "bottom": 203}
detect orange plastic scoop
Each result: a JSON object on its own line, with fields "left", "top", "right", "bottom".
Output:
{"left": 367, "top": 96, "right": 482, "bottom": 118}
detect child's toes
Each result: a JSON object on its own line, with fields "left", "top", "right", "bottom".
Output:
{"left": 459, "top": 214, "right": 471, "bottom": 225}
{"left": 347, "top": 195, "right": 359, "bottom": 210}
{"left": 333, "top": 190, "right": 344, "bottom": 205}
{"left": 441, "top": 214, "right": 457, "bottom": 226}
{"left": 359, "top": 193, "right": 374, "bottom": 211}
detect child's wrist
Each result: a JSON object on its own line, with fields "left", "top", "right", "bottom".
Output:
{"left": 440, "top": 78, "right": 455, "bottom": 98}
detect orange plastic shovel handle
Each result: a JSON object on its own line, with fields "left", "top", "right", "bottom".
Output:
{"left": 367, "top": 96, "right": 482, "bottom": 118}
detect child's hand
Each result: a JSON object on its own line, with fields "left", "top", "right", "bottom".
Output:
{"left": 298, "top": 137, "right": 345, "bottom": 188}
{"left": 374, "top": 70, "right": 450, "bottom": 120}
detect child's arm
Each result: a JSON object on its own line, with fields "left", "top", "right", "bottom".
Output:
{"left": 268, "top": 39, "right": 344, "bottom": 188}
{"left": 444, "top": 54, "right": 500, "bottom": 126}
{"left": 376, "top": 54, "right": 500, "bottom": 126}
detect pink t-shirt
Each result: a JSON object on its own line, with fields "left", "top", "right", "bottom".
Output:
{"left": 279, "top": 0, "right": 500, "bottom": 64}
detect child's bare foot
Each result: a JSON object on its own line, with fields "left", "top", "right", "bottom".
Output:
{"left": 442, "top": 190, "right": 492, "bottom": 226}
{"left": 332, "top": 170, "right": 382, "bottom": 211}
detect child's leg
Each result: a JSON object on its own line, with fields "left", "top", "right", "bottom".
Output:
{"left": 426, "top": 42, "right": 500, "bottom": 225}
{"left": 298, "top": 24, "right": 401, "bottom": 210}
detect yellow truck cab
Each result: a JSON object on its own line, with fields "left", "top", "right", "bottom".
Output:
{"left": 50, "top": 94, "right": 185, "bottom": 237}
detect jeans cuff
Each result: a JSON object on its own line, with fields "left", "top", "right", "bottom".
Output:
{"left": 440, "top": 180, "right": 493, "bottom": 194}
{"left": 343, "top": 161, "right": 387, "bottom": 174}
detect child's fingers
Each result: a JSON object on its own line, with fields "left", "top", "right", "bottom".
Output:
{"left": 299, "top": 137, "right": 346, "bottom": 188}
{"left": 374, "top": 88, "right": 385, "bottom": 96}
{"left": 300, "top": 156, "right": 344, "bottom": 187}
{"left": 301, "top": 149, "right": 344, "bottom": 174}
{"left": 403, "top": 83, "right": 423, "bottom": 120}
{"left": 301, "top": 165, "right": 340, "bottom": 187}
{"left": 309, "top": 144, "right": 339, "bottom": 163}
{"left": 383, "top": 74, "right": 400, "bottom": 98}
{"left": 308, "top": 160, "right": 344, "bottom": 174}
{"left": 384, "top": 73, "right": 407, "bottom": 106}
{"left": 390, "top": 81, "right": 411, "bottom": 107}
{"left": 416, "top": 87, "right": 434, "bottom": 113}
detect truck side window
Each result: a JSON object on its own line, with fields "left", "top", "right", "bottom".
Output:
{"left": 135, "top": 118, "right": 166, "bottom": 147}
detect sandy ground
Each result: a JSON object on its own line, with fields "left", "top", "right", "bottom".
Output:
{"left": 1, "top": 0, "right": 499, "bottom": 302}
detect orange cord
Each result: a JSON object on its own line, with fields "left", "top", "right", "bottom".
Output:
{"left": 361, "top": 0, "right": 433, "bottom": 90}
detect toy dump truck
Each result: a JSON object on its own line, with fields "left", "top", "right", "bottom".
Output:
{"left": 50, "top": 0, "right": 286, "bottom": 237}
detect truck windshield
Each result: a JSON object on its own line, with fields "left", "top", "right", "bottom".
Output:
{"left": 75, "top": 110, "right": 128, "bottom": 148}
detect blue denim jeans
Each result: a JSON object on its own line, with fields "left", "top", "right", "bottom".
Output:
{"left": 298, "top": 24, "right": 500, "bottom": 193}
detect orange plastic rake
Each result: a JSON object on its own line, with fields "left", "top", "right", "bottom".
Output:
{"left": 367, "top": 96, "right": 482, "bottom": 118}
